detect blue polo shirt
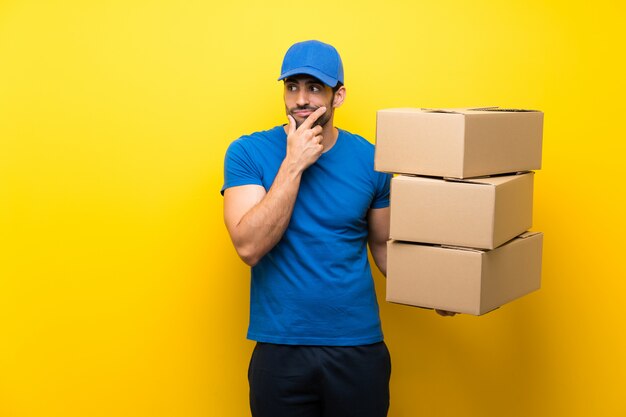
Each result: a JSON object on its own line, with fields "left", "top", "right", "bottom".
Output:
{"left": 222, "top": 125, "right": 391, "bottom": 346}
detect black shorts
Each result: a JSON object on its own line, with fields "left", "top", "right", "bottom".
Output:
{"left": 248, "top": 341, "right": 391, "bottom": 417}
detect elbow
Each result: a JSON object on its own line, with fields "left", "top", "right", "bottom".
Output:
{"left": 240, "top": 254, "right": 260, "bottom": 267}
{"left": 235, "top": 243, "right": 262, "bottom": 267}
{"left": 229, "top": 229, "right": 270, "bottom": 267}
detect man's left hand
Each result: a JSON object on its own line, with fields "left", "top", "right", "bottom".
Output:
{"left": 435, "top": 309, "right": 458, "bottom": 317}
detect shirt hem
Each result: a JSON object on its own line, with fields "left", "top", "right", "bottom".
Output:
{"left": 247, "top": 332, "right": 384, "bottom": 347}
{"left": 221, "top": 179, "right": 264, "bottom": 195}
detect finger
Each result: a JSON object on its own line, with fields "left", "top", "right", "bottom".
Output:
{"left": 299, "top": 106, "right": 327, "bottom": 130}
{"left": 287, "top": 115, "right": 296, "bottom": 135}
{"left": 313, "top": 135, "right": 323, "bottom": 144}
{"left": 311, "top": 124, "right": 323, "bottom": 136}
{"left": 436, "top": 309, "right": 455, "bottom": 317}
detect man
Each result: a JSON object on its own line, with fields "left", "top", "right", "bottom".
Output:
{"left": 222, "top": 40, "right": 453, "bottom": 417}
{"left": 222, "top": 39, "right": 390, "bottom": 416}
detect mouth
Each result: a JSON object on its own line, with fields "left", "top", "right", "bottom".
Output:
{"left": 291, "top": 108, "right": 317, "bottom": 118}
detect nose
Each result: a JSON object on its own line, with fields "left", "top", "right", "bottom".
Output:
{"left": 295, "top": 89, "right": 309, "bottom": 107}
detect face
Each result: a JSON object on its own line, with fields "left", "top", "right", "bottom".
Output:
{"left": 284, "top": 76, "right": 336, "bottom": 129}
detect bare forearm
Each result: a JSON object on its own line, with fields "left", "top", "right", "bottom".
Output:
{"left": 369, "top": 241, "right": 387, "bottom": 277}
{"left": 367, "top": 207, "right": 390, "bottom": 277}
{"left": 226, "top": 107, "right": 327, "bottom": 266}
{"left": 233, "top": 160, "right": 302, "bottom": 265}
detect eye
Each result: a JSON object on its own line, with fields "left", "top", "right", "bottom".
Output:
{"left": 310, "top": 85, "right": 321, "bottom": 93}
{"left": 286, "top": 84, "right": 297, "bottom": 92}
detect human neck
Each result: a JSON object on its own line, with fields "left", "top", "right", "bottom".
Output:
{"left": 320, "top": 122, "right": 338, "bottom": 153}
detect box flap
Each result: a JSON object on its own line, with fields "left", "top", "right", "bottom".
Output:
{"left": 377, "top": 108, "right": 429, "bottom": 113}
{"left": 378, "top": 107, "right": 501, "bottom": 115}
{"left": 517, "top": 231, "right": 541, "bottom": 239}
{"left": 442, "top": 171, "right": 532, "bottom": 186}
{"left": 420, "top": 106, "right": 500, "bottom": 114}
{"left": 440, "top": 244, "right": 485, "bottom": 253}
{"left": 390, "top": 240, "right": 486, "bottom": 253}
{"left": 497, "top": 231, "right": 542, "bottom": 247}
{"left": 421, "top": 108, "right": 542, "bottom": 116}
{"left": 478, "top": 108, "right": 541, "bottom": 113}
{"left": 420, "top": 108, "right": 462, "bottom": 114}
{"left": 379, "top": 107, "right": 541, "bottom": 115}
{"left": 442, "top": 176, "right": 494, "bottom": 186}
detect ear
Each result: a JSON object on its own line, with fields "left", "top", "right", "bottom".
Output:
{"left": 332, "top": 85, "right": 346, "bottom": 109}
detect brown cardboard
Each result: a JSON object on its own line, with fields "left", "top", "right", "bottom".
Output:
{"left": 375, "top": 107, "right": 543, "bottom": 178}
{"left": 386, "top": 232, "right": 543, "bottom": 315}
{"left": 390, "top": 172, "right": 534, "bottom": 249}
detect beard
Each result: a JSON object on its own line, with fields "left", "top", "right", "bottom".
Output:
{"left": 287, "top": 105, "right": 333, "bottom": 129}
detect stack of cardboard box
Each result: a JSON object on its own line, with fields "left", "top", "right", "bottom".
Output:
{"left": 375, "top": 107, "right": 544, "bottom": 315}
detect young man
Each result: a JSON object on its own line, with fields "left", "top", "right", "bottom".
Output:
{"left": 221, "top": 40, "right": 392, "bottom": 417}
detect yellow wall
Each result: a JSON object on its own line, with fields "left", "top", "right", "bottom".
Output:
{"left": 1, "top": 0, "right": 625, "bottom": 416}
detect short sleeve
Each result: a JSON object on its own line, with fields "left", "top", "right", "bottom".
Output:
{"left": 370, "top": 172, "right": 392, "bottom": 209}
{"left": 221, "top": 138, "right": 263, "bottom": 195}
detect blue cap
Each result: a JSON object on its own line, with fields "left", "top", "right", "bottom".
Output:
{"left": 278, "top": 40, "right": 344, "bottom": 88}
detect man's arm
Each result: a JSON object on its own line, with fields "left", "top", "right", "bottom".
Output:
{"left": 367, "top": 207, "right": 390, "bottom": 277}
{"left": 223, "top": 107, "right": 326, "bottom": 267}
{"left": 367, "top": 206, "right": 457, "bottom": 317}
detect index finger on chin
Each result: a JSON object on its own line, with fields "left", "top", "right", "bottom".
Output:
{"left": 300, "top": 106, "right": 327, "bottom": 130}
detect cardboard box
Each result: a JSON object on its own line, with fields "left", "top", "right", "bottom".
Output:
{"left": 375, "top": 107, "right": 543, "bottom": 178}
{"left": 390, "top": 172, "right": 534, "bottom": 249}
{"left": 386, "top": 232, "right": 543, "bottom": 315}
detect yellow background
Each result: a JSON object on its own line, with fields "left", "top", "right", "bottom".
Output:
{"left": 1, "top": 0, "right": 625, "bottom": 416}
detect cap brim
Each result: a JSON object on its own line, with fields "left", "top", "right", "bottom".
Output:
{"left": 277, "top": 67, "right": 338, "bottom": 88}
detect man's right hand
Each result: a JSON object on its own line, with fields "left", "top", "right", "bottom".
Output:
{"left": 285, "top": 106, "right": 327, "bottom": 172}
{"left": 224, "top": 105, "right": 329, "bottom": 267}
